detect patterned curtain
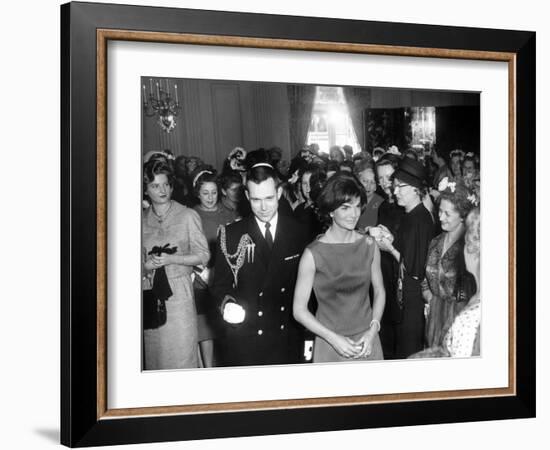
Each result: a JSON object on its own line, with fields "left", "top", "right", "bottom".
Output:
{"left": 342, "top": 87, "right": 371, "bottom": 152}
{"left": 287, "top": 85, "right": 316, "bottom": 155}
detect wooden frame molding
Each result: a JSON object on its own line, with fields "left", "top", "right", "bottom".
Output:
{"left": 96, "top": 29, "right": 517, "bottom": 420}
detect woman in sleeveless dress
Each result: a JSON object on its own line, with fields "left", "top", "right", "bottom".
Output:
{"left": 293, "top": 173, "right": 385, "bottom": 362}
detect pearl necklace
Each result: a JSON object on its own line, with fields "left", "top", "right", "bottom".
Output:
{"left": 151, "top": 200, "right": 173, "bottom": 223}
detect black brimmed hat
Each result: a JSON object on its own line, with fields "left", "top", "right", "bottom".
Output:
{"left": 393, "top": 157, "right": 426, "bottom": 190}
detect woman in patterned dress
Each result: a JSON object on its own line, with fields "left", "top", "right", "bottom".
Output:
{"left": 423, "top": 177, "right": 477, "bottom": 348}
{"left": 443, "top": 207, "right": 481, "bottom": 357}
{"left": 410, "top": 207, "right": 481, "bottom": 359}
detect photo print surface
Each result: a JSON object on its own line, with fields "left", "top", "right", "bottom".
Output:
{"left": 140, "top": 77, "right": 481, "bottom": 371}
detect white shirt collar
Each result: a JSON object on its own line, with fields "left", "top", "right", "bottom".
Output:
{"left": 254, "top": 213, "right": 278, "bottom": 240}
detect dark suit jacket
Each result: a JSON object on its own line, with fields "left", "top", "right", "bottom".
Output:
{"left": 211, "top": 214, "right": 308, "bottom": 366}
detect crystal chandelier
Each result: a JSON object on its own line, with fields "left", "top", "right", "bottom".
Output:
{"left": 142, "top": 78, "right": 181, "bottom": 133}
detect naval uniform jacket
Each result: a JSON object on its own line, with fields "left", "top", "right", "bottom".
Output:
{"left": 211, "top": 214, "right": 308, "bottom": 366}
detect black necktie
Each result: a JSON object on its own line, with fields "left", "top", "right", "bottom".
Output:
{"left": 265, "top": 222, "right": 273, "bottom": 250}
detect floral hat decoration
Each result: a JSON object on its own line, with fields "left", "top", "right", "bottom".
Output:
{"left": 438, "top": 176, "right": 479, "bottom": 207}
{"left": 228, "top": 146, "right": 247, "bottom": 172}
{"left": 386, "top": 145, "right": 401, "bottom": 156}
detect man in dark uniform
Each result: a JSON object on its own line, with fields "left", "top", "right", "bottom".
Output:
{"left": 211, "top": 163, "right": 308, "bottom": 366}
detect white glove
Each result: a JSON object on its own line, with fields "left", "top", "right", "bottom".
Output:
{"left": 223, "top": 302, "right": 246, "bottom": 324}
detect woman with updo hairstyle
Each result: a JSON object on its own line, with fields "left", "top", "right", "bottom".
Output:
{"left": 422, "top": 177, "right": 477, "bottom": 348}
{"left": 142, "top": 160, "right": 210, "bottom": 370}
{"left": 410, "top": 207, "right": 481, "bottom": 358}
{"left": 375, "top": 157, "right": 435, "bottom": 358}
{"left": 293, "top": 173, "right": 385, "bottom": 362}
{"left": 193, "top": 168, "right": 239, "bottom": 251}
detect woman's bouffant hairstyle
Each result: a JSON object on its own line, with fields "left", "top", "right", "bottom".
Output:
{"left": 438, "top": 178, "right": 476, "bottom": 219}
{"left": 192, "top": 166, "right": 218, "bottom": 197}
{"left": 316, "top": 173, "right": 366, "bottom": 224}
{"left": 301, "top": 165, "right": 327, "bottom": 205}
{"left": 464, "top": 207, "right": 480, "bottom": 256}
{"left": 143, "top": 160, "right": 175, "bottom": 194}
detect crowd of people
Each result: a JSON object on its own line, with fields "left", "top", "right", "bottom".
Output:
{"left": 141, "top": 142, "right": 481, "bottom": 370}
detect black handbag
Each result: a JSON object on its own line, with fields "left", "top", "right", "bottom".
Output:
{"left": 143, "top": 244, "right": 177, "bottom": 330}
{"left": 142, "top": 289, "right": 167, "bottom": 330}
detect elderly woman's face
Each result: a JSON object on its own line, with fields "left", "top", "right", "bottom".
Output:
{"left": 393, "top": 178, "right": 418, "bottom": 208}
{"left": 146, "top": 174, "right": 173, "bottom": 205}
{"left": 439, "top": 199, "right": 462, "bottom": 233}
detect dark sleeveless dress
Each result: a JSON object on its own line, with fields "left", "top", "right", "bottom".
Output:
{"left": 308, "top": 236, "right": 384, "bottom": 362}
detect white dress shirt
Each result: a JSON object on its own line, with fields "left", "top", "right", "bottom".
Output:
{"left": 254, "top": 213, "right": 279, "bottom": 241}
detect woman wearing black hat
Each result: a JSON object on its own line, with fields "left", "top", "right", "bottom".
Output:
{"left": 374, "top": 157, "right": 435, "bottom": 358}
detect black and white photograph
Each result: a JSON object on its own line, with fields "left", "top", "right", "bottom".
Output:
{"left": 141, "top": 77, "right": 481, "bottom": 370}
{"left": 1, "top": 0, "right": 544, "bottom": 447}
{"left": 53, "top": 0, "right": 539, "bottom": 447}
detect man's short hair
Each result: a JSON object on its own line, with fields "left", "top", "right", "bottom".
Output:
{"left": 246, "top": 164, "right": 280, "bottom": 189}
